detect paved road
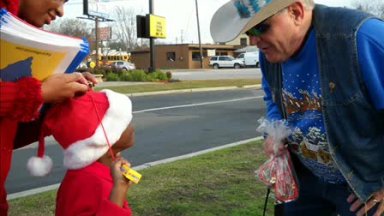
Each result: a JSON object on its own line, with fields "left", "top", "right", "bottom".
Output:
{"left": 7, "top": 88, "right": 266, "bottom": 194}
{"left": 96, "top": 68, "right": 262, "bottom": 88}
{"left": 171, "top": 68, "right": 262, "bottom": 80}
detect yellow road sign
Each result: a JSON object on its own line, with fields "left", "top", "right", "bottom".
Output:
{"left": 149, "top": 14, "right": 167, "bottom": 38}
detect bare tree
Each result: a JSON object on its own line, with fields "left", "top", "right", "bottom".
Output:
{"left": 112, "top": 6, "right": 146, "bottom": 51}
{"left": 45, "top": 18, "right": 95, "bottom": 50}
{"left": 108, "top": 40, "right": 127, "bottom": 51}
{"left": 46, "top": 18, "right": 92, "bottom": 39}
{"left": 353, "top": 0, "right": 384, "bottom": 18}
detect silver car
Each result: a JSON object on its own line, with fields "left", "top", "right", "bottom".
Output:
{"left": 111, "top": 61, "right": 136, "bottom": 71}
{"left": 209, "top": 56, "right": 244, "bottom": 69}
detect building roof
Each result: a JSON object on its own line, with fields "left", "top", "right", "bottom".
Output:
{"left": 235, "top": 46, "right": 259, "bottom": 53}
{"left": 131, "top": 43, "right": 238, "bottom": 53}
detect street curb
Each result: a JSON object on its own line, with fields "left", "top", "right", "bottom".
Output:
{"left": 7, "top": 136, "right": 263, "bottom": 200}
{"left": 134, "top": 136, "right": 264, "bottom": 170}
{"left": 126, "top": 84, "right": 262, "bottom": 97}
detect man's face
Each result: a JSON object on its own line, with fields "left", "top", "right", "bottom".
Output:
{"left": 249, "top": 7, "right": 305, "bottom": 63}
{"left": 18, "top": 0, "right": 66, "bottom": 27}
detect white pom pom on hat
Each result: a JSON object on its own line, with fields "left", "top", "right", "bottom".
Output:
{"left": 27, "top": 155, "right": 53, "bottom": 176}
{"left": 27, "top": 90, "right": 132, "bottom": 176}
{"left": 27, "top": 128, "right": 53, "bottom": 177}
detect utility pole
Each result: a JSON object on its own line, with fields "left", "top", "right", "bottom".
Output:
{"left": 80, "top": 0, "right": 113, "bottom": 68}
{"left": 149, "top": 0, "right": 156, "bottom": 72}
{"left": 95, "top": 17, "right": 100, "bottom": 67}
{"left": 180, "top": 30, "right": 184, "bottom": 44}
{"left": 195, "top": 0, "right": 203, "bottom": 69}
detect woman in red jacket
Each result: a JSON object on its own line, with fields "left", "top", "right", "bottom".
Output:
{"left": 0, "top": 0, "right": 96, "bottom": 214}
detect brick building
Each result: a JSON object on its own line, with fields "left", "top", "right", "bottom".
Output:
{"left": 130, "top": 44, "right": 239, "bottom": 70}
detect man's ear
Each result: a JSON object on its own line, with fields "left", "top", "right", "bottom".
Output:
{"left": 287, "top": 2, "right": 305, "bottom": 25}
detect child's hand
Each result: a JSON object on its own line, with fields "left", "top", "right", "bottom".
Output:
{"left": 109, "top": 158, "right": 132, "bottom": 207}
{"left": 111, "top": 158, "right": 132, "bottom": 189}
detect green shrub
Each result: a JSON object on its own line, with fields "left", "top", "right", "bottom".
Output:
{"left": 106, "top": 72, "right": 120, "bottom": 81}
{"left": 93, "top": 69, "right": 169, "bottom": 82}
{"left": 147, "top": 71, "right": 167, "bottom": 81}
{"left": 120, "top": 71, "right": 133, "bottom": 81}
{"left": 166, "top": 71, "right": 172, "bottom": 80}
{"left": 129, "top": 70, "right": 148, "bottom": 81}
{"left": 158, "top": 71, "right": 168, "bottom": 80}
{"left": 91, "top": 68, "right": 104, "bottom": 75}
{"left": 111, "top": 67, "right": 124, "bottom": 74}
{"left": 90, "top": 67, "right": 109, "bottom": 78}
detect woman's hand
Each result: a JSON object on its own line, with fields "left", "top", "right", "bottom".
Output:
{"left": 79, "top": 71, "right": 98, "bottom": 87}
{"left": 348, "top": 188, "right": 384, "bottom": 216}
{"left": 41, "top": 72, "right": 95, "bottom": 103}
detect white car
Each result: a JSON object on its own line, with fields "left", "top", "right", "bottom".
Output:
{"left": 209, "top": 56, "right": 244, "bottom": 69}
{"left": 110, "top": 61, "right": 136, "bottom": 71}
{"left": 236, "top": 52, "right": 260, "bottom": 68}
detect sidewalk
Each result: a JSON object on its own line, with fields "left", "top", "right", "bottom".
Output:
{"left": 97, "top": 81, "right": 262, "bottom": 97}
{"left": 97, "top": 81, "right": 156, "bottom": 88}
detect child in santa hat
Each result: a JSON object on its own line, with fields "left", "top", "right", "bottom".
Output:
{"left": 0, "top": 0, "right": 97, "bottom": 214}
{"left": 28, "top": 89, "right": 135, "bottom": 215}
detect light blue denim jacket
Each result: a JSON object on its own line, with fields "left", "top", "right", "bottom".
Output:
{"left": 261, "top": 5, "right": 384, "bottom": 202}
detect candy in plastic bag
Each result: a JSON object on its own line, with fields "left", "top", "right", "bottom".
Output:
{"left": 255, "top": 118, "right": 299, "bottom": 202}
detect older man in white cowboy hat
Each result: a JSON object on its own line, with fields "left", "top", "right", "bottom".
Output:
{"left": 211, "top": 0, "right": 384, "bottom": 215}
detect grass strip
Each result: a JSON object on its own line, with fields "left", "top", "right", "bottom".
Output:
{"left": 94, "top": 79, "right": 261, "bottom": 94}
{"left": 9, "top": 141, "right": 274, "bottom": 216}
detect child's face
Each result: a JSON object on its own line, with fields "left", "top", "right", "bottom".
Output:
{"left": 18, "top": 0, "right": 66, "bottom": 27}
{"left": 112, "top": 124, "right": 135, "bottom": 153}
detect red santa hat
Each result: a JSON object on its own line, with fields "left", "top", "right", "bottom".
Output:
{"left": 0, "top": 0, "right": 19, "bottom": 15}
{"left": 27, "top": 89, "right": 133, "bottom": 176}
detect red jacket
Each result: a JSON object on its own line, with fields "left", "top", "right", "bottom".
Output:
{"left": 1, "top": 0, "right": 44, "bottom": 214}
{"left": 0, "top": 80, "right": 43, "bottom": 215}
{"left": 56, "top": 162, "right": 132, "bottom": 216}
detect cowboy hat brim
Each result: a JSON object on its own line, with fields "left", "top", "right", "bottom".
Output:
{"left": 210, "top": 0, "right": 296, "bottom": 43}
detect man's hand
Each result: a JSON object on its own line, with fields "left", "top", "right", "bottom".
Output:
{"left": 41, "top": 72, "right": 92, "bottom": 103}
{"left": 348, "top": 188, "right": 384, "bottom": 216}
{"left": 263, "top": 136, "right": 287, "bottom": 157}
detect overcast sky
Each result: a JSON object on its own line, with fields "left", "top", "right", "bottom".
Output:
{"left": 63, "top": 0, "right": 354, "bottom": 44}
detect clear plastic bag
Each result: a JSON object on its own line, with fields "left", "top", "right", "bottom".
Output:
{"left": 255, "top": 118, "right": 299, "bottom": 202}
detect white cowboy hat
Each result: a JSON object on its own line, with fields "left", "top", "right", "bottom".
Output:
{"left": 210, "top": 0, "right": 296, "bottom": 43}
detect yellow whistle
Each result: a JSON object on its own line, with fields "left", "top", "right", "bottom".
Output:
{"left": 121, "top": 164, "right": 142, "bottom": 184}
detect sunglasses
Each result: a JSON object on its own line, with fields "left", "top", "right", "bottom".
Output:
{"left": 245, "top": 22, "right": 271, "bottom": 37}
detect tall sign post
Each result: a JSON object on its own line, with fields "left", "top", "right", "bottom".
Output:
{"left": 149, "top": 0, "right": 155, "bottom": 72}
{"left": 80, "top": 0, "right": 113, "bottom": 68}
{"left": 136, "top": 1, "right": 167, "bottom": 72}
{"left": 95, "top": 17, "right": 99, "bottom": 67}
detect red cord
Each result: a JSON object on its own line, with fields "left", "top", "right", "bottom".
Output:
{"left": 89, "top": 91, "right": 116, "bottom": 161}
